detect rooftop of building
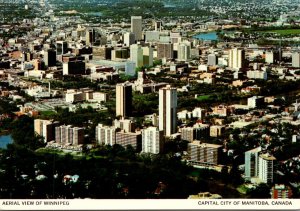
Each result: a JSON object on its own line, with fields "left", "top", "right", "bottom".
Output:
{"left": 260, "top": 153, "right": 276, "bottom": 161}
{"left": 116, "top": 130, "right": 141, "bottom": 135}
{"left": 245, "top": 146, "right": 261, "bottom": 153}
{"left": 161, "top": 84, "right": 176, "bottom": 90}
{"left": 273, "top": 184, "right": 291, "bottom": 190}
{"left": 229, "top": 121, "right": 255, "bottom": 129}
{"left": 190, "top": 141, "right": 222, "bottom": 148}
{"left": 210, "top": 125, "right": 225, "bottom": 128}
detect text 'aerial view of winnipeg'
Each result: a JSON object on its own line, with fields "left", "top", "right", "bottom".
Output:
{"left": 0, "top": 0, "right": 300, "bottom": 200}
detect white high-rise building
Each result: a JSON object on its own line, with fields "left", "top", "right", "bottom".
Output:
{"left": 55, "top": 125, "right": 84, "bottom": 145}
{"left": 292, "top": 52, "right": 300, "bottom": 68}
{"left": 245, "top": 147, "right": 276, "bottom": 184}
{"left": 208, "top": 54, "right": 218, "bottom": 66}
{"left": 265, "top": 51, "right": 275, "bottom": 64}
{"left": 247, "top": 70, "right": 267, "bottom": 80}
{"left": 124, "top": 32, "right": 135, "bottom": 47}
{"left": 141, "top": 127, "right": 164, "bottom": 154}
{"left": 192, "top": 107, "right": 204, "bottom": 119}
{"left": 247, "top": 96, "right": 264, "bottom": 108}
{"left": 244, "top": 147, "right": 261, "bottom": 181}
{"left": 95, "top": 124, "right": 116, "bottom": 146}
{"left": 130, "top": 44, "right": 143, "bottom": 68}
{"left": 265, "top": 50, "right": 280, "bottom": 64}
{"left": 159, "top": 85, "right": 177, "bottom": 136}
{"left": 131, "top": 16, "right": 143, "bottom": 41}
{"left": 228, "top": 48, "right": 245, "bottom": 70}
{"left": 258, "top": 153, "right": 276, "bottom": 183}
{"left": 177, "top": 43, "right": 191, "bottom": 61}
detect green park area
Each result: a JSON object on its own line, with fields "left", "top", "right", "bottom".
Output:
{"left": 237, "top": 184, "right": 249, "bottom": 194}
{"left": 39, "top": 110, "right": 57, "bottom": 118}
{"left": 259, "top": 29, "right": 300, "bottom": 35}
{"left": 197, "top": 95, "right": 214, "bottom": 101}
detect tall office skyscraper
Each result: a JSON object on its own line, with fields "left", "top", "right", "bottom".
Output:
{"left": 131, "top": 16, "right": 143, "bottom": 41}
{"left": 130, "top": 44, "right": 143, "bottom": 68}
{"left": 292, "top": 52, "right": 300, "bottom": 67}
{"left": 177, "top": 43, "right": 191, "bottom": 61}
{"left": 228, "top": 48, "right": 245, "bottom": 70}
{"left": 86, "top": 28, "right": 96, "bottom": 46}
{"left": 155, "top": 21, "right": 162, "bottom": 31}
{"left": 124, "top": 32, "right": 135, "bottom": 46}
{"left": 56, "top": 41, "right": 68, "bottom": 55}
{"left": 157, "top": 43, "right": 173, "bottom": 59}
{"left": 159, "top": 85, "right": 177, "bottom": 136}
{"left": 44, "top": 49, "right": 56, "bottom": 67}
{"left": 207, "top": 53, "right": 218, "bottom": 66}
{"left": 142, "top": 46, "right": 153, "bottom": 67}
{"left": 116, "top": 82, "right": 132, "bottom": 118}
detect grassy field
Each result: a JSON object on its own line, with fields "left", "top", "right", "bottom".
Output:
{"left": 197, "top": 94, "right": 214, "bottom": 101}
{"left": 35, "top": 148, "right": 82, "bottom": 157}
{"left": 39, "top": 110, "right": 56, "bottom": 118}
{"left": 259, "top": 29, "right": 300, "bottom": 35}
{"left": 237, "top": 185, "right": 248, "bottom": 194}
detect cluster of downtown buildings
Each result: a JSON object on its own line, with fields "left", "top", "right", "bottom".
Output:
{"left": 2, "top": 4, "right": 300, "bottom": 198}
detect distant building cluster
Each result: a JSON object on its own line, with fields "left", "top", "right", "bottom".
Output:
{"left": 3, "top": 4, "right": 300, "bottom": 198}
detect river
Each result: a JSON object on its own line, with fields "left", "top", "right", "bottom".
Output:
{"left": 194, "top": 32, "right": 219, "bottom": 41}
{"left": 0, "top": 135, "right": 13, "bottom": 149}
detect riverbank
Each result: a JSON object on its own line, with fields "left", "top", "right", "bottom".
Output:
{"left": 0, "top": 130, "right": 11, "bottom": 136}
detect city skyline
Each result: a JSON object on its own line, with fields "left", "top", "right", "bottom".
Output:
{"left": 0, "top": 0, "right": 300, "bottom": 202}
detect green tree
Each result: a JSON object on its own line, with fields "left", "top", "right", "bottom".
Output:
{"left": 11, "top": 116, "right": 45, "bottom": 150}
{"left": 247, "top": 183, "right": 271, "bottom": 198}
